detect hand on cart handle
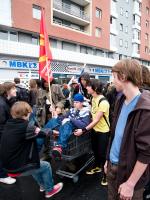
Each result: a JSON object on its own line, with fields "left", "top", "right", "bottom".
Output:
{"left": 74, "top": 129, "right": 83, "bottom": 136}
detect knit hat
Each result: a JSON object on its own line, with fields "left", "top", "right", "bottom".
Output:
{"left": 73, "top": 94, "right": 84, "bottom": 102}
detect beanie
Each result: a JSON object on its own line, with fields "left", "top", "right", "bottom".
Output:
{"left": 73, "top": 94, "right": 84, "bottom": 102}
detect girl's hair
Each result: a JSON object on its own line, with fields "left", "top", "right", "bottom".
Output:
{"left": 11, "top": 101, "right": 32, "bottom": 119}
{"left": 112, "top": 59, "right": 142, "bottom": 87}
{"left": 141, "top": 65, "right": 150, "bottom": 87}
{"left": 87, "top": 79, "right": 104, "bottom": 94}
{"left": 29, "top": 79, "right": 37, "bottom": 90}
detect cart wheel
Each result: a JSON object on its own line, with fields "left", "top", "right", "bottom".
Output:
{"left": 73, "top": 176, "right": 79, "bottom": 183}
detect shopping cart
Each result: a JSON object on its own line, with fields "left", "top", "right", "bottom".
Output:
{"left": 49, "top": 132, "right": 94, "bottom": 183}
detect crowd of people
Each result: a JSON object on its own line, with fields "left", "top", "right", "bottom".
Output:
{"left": 0, "top": 58, "right": 150, "bottom": 200}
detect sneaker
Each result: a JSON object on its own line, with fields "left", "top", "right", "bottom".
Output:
{"left": 101, "top": 174, "right": 108, "bottom": 186}
{"left": 0, "top": 177, "right": 16, "bottom": 184}
{"left": 86, "top": 167, "right": 102, "bottom": 175}
{"left": 45, "top": 182, "right": 63, "bottom": 198}
{"left": 40, "top": 186, "right": 45, "bottom": 192}
{"left": 52, "top": 146, "right": 62, "bottom": 160}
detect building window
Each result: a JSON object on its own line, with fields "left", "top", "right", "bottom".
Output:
{"left": 125, "top": 11, "right": 129, "bottom": 18}
{"left": 62, "top": 41, "right": 76, "bottom": 52}
{"left": 120, "top": 23, "right": 123, "bottom": 31}
{"left": 145, "top": 46, "right": 149, "bottom": 54}
{"left": 125, "top": 41, "right": 128, "bottom": 49}
{"left": 145, "top": 33, "right": 149, "bottom": 40}
{"left": 146, "top": 20, "right": 149, "bottom": 28}
{"left": 146, "top": 7, "right": 149, "bottom": 15}
{"left": 32, "top": 36, "right": 38, "bottom": 45}
{"left": 0, "top": 30, "right": 8, "bottom": 40}
{"left": 119, "top": 39, "right": 123, "bottom": 47}
{"left": 120, "top": 7, "right": 123, "bottom": 15}
{"left": 9, "top": 32, "right": 18, "bottom": 41}
{"left": 32, "top": 5, "right": 41, "bottom": 20}
{"left": 125, "top": 26, "right": 128, "bottom": 33}
{"left": 95, "top": 27, "right": 102, "bottom": 37}
{"left": 96, "top": 8, "right": 102, "bottom": 19}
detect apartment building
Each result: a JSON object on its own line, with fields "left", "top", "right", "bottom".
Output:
{"left": 0, "top": 0, "right": 149, "bottom": 84}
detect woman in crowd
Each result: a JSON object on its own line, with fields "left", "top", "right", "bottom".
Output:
{"left": 74, "top": 79, "right": 110, "bottom": 186}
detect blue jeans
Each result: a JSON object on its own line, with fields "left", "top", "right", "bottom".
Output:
{"left": 57, "top": 121, "right": 75, "bottom": 148}
{"left": 45, "top": 119, "right": 75, "bottom": 148}
{"left": 21, "top": 161, "right": 54, "bottom": 192}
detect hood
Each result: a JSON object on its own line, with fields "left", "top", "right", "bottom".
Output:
{"left": 16, "top": 83, "right": 27, "bottom": 89}
{"left": 78, "top": 72, "right": 90, "bottom": 83}
{"left": 135, "top": 90, "right": 150, "bottom": 111}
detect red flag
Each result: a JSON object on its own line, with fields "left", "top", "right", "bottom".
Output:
{"left": 39, "top": 9, "right": 53, "bottom": 82}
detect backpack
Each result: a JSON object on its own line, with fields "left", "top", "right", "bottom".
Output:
{"left": 16, "top": 86, "right": 29, "bottom": 103}
{"left": 97, "top": 97, "right": 110, "bottom": 128}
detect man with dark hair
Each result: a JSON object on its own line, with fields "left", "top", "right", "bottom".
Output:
{"left": 104, "top": 59, "right": 150, "bottom": 200}
{"left": 14, "top": 77, "right": 29, "bottom": 103}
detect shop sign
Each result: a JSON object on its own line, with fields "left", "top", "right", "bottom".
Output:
{"left": 0, "top": 59, "right": 38, "bottom": 70}
{"left": 90, "top": 67, "right": 111, "bottom": 74}
{"left": 66, "top": 66, "right": 84, "bottom": 73}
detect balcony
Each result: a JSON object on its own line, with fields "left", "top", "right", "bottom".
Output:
{"left": 132, "top": 38, "right": 141, "bottom": 44}
{"left": 133, "top": 3, "right": 141, "bottom": 16}
{"left": 70, "top": 0, "right": 90, "bottom": 6}
{"left": 53, "top": 18, "right": 88, "bottom": 34}
{"left": 110, "top": 24, "right": 118, "bottom": 35}
{"left": 132, "top": 23, "right": 141, "bottom": 30}
{"left": 53, "top": 1, "right": 90, "bottom": 26}
{"left": 132, "top": 51, "right": 140, "bottom": 58}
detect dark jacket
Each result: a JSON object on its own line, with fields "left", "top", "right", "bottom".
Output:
{"left": 0, "top": 96, "right": 11, "bottom": 140}
{"left": 0, "top": 119, "right": 40, "bottom": 173}
{"left": 107, "top": 90, "right": 150, "bottom": 189}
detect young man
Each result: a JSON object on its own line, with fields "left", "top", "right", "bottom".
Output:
{"left": 104, "top": 59, "right": 150, "bottom": 200}
{"left": 47, "top": 94, "right": 91, "bottom": 159}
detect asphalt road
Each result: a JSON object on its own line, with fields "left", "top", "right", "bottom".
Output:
{"left": 0, "top": 159, "right": 107, "bottom": 200}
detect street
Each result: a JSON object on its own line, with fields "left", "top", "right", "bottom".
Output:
{"left": 0, "top": 159, "right": 107, "bottom": 200}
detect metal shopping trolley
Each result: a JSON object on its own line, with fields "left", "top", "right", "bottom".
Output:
{"left": 49, "top": 132, "right": 94, "bottom": 183}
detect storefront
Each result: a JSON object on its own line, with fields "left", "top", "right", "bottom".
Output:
{"left": 0, "top": 58, "right": 112, "bottom": 85}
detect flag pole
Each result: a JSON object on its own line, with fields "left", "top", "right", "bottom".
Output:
{"left": 46, "top": 59, "right": 53, "bottom": 108}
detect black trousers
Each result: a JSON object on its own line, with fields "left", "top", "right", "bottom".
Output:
{"left": 91, "top": 130, "right": 109, "bottom": 170}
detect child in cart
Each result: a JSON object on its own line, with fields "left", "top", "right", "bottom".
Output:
{"left": 45, "top": 93, "right": 91, "bottom": 159}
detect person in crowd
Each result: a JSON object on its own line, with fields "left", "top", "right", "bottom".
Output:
{"left": 74, "top": 79, "right": 110, "bottom": 186}
{"left": 0, "top": 101, "right": 63, "bottom": 198}
{"left": 141, "top": 65, "right": 150, "bottom": 91}
{"left": 14, "top": 77, "right": 29, "bottom": 103}
{"left": 0, "top": 82, "right": 16, "bottom": 184}
{"left": 45, "top": 94, "right": 91, "bottom": 159}
{"left": 104, "top": 59, "right": 150, "bottom": 200}
{"left": 29, "top": 79, "right": 38, "bottom": 108}
{"left": 78, "top": 72, "right": 91, "bottom": 100}
{"left": 62, "top": 83, "right": 70, "bottom": 98}
{"left": 105, "top": 83, "right": 118, "bottom": 125}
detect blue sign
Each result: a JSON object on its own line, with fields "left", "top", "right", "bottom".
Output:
{"left": 9, "top": 60, "right": 38, "bottom": 69}
{"left": 90, "top": 67, "right": 111, "bottom": 74}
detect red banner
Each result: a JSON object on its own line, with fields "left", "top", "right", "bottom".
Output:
{"left": 39, "top": 9, "right": 53, "bottom": 82}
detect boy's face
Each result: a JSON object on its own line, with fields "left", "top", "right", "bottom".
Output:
{"left": 73, "top": 101, "right": 83, "bottom": 109}
{"left": 55, "top": 107, "right": 62, "bottom": 115}
{"left": 112, "top": 72, "right": 124, "bottom": 92}
{"left": 7, "top": 87, "right": 16, "bottom": 98}
{"left": 86, "top": 85, "right": 94, "bottom": 95}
